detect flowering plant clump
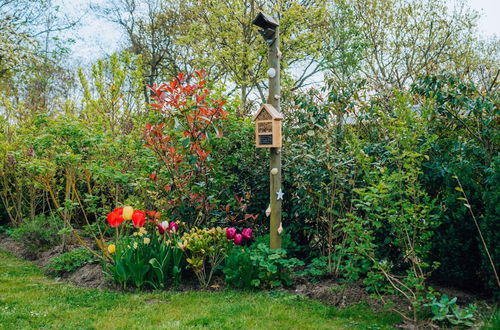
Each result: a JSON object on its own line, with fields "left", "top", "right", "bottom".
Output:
{"left": 104, "top": 205, "right": 185, "bottom": 289}
{"left": 179, "top": 227, "right": 234, "bottom": 287}
{"left": 103, "top": 205, "right": 258, "bottom": 289}
{"left": 225, "top": 227, "right": 253, "bottom": 245}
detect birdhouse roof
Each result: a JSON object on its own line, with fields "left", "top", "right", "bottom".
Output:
{"left": 253, "top": 104, "right": 283, "bottom": 121}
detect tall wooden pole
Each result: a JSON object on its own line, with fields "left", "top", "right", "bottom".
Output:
{"left": 268, "top": 24, "right": 282, "bottom": 249}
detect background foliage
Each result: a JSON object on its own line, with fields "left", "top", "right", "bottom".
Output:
{"left": 0, "top": 0, "right": 498, "bottom": 307}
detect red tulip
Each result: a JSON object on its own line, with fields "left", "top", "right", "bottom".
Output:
{"left": 226, "top": 227, "right": 236, "bottom": 239}
{"left": 131, "top": 210, "right": 146, "bottom": 228}
{"left": 169, "top": 222, "right": 179, "bottom": 233}
{"left": 233, "top": 233, "right": 243, "bottom": 245}
{"left": 107, "top": 209, "right": 124, "bottom": 227}
{"left": 242, "top": 228, "right": 253, "bottom": 240}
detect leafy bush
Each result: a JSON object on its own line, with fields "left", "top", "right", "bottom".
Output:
{"left": 10, "top": 214, "right": 64, "bottom": 252}
{"left": 298, "top": 256, "right": 330, "bottom": 280}
{"left": 0, "top": 224, "right": 13, "bottom": 236}
{"left": 144, "top": 72, "right": 229, "bottom": 227}
{"left": 254, "top": 232, "right": 304, "bottom": 259}
{"left": 45, "top": 247, "right": 97, "bottom": 275}
{"left": 425, "top": 295, "right": 477, "bottom": 327}
{"left": 339, "top": 94, "right": 441, "bottom": 322}
{"left": 224, "top": 243, "right": 304, "bottom": 289}
{"left": 412, "top": 75, "right": 500, "bottom": 296}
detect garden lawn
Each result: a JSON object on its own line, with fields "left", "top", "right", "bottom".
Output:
{"left": 0, "top": 249, "right": 400, "bottom": 329}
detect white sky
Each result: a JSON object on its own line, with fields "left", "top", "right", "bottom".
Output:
{"left": 469, "top": 0, "right": 500, "bottom": 37}
{"left": 62, "top": 0, "right": 500, "bottom": 65}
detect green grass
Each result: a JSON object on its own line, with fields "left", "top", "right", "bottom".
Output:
{"left": 0, "top": 249, "right": 400, "bottom": 329}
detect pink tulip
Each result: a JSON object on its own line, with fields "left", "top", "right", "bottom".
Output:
{"left": 226, "top": 227, "right": 236, "bottom": 239}
{"left": 157, "top": 224, "right": 165, "bottom": 235}
{"left": 169, "top": 222, "right": 179, "bottom": 233}
{"left": 242, "top": 228, "right": 253, "bottom": 240}
{"left": 233, "top": 233, "right": 243, "bottom": 245}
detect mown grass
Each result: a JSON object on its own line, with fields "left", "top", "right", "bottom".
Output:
{"left": 0, "top": 248, "right": 400, "bottom": 329}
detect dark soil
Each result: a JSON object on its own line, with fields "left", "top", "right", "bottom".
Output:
{"left": 61, "top": 263, "right": 108, "bottom": 289}
{"left": 289, "top": 277, "right": 381, "bottom": 308}
{"left": 0, "top": 235, "right": 30, "bottom": 259}
{"left": 0, "top": 234, "right": 108, "bottom": 289}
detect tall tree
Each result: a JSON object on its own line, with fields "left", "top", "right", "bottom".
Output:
{"left": 324, "top": 0, "right": 500, "bottom": 93}
{"left": 1, "top": 0, "right": 80, "bottom": 124}
{"left": 183, "top": 0, "right": 329, "bottom": 115}
{"left": 95, "top": 0, "right": 197, "bottom": 103}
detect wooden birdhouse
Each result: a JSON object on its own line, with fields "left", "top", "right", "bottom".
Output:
{"left": 253, "top": 104, "right": 283, "bottom": 148}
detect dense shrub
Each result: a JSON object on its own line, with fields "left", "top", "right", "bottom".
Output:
{"left": 10, "top": 213, "right": 64, "bottom": 252}
{"left": 278, "top": 74, "right": 499, "bottom": 301}
{"left": 412, "top": 75, "right": 500, "bottom": 296}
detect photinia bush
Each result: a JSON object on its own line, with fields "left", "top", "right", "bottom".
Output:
{"left": 144, "top": 71, "right": 228, "bottom": 227}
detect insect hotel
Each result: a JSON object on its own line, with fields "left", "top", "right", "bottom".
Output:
{"left": 253, "top": 104, "right": 283, "bottom": 148}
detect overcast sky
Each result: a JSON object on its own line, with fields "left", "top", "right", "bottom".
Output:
{"left": 63, "top": 0, "right": 499, "bottom": 65}
{"left": 468, "top": 0, "right": 500, "bottom": 36}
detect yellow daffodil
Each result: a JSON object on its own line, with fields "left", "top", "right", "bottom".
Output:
{"left": 178, "top": 241, "right": 187, "bottom": 251}
{"left": 107, "top": 244, "right": 116, "bottom": 254}
{"left": 143, "top": 237, "right": 150, "bottom": 244}
{"left": 133, "top": 242, "right": 138, "bottom": 249}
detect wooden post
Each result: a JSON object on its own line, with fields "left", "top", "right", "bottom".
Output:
{"left": 267, "top": 24, "right": 282, "bottom": 249}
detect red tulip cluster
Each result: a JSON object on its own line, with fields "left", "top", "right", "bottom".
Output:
{"left": 226, "top": 227, "right": 253, "bottom": 245}
{"left": 107, "top": 206, "right": 146, "bottom": 228}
